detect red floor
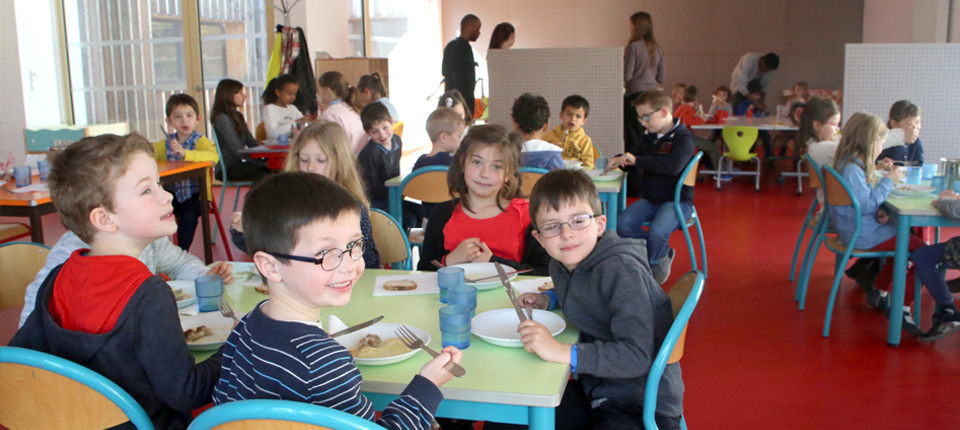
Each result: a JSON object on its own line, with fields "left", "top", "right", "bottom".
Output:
{"left": 5, "top": 162, "right": 960, "bottom": 428}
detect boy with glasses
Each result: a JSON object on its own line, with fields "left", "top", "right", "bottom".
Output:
{"left": 510, "top": 169, "right": 683, "bottom": 430}
{"left": 212, "top": 172, "right": 462, "bottom": 430}
{"left": 607, "top": 88, "right": 696, "bottom": 284}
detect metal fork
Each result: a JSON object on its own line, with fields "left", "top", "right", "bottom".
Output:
{"left": 395, "top": 325, "right": 465, "bottom": 377}
{"left": 216, "top": 296, "right": 239, "bottom": 324}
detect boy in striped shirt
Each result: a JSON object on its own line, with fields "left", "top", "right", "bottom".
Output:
{"left": 213, "top": 172, "right": 462, "bottom": 429}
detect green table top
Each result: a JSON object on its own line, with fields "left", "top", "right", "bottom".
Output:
{"left": 192, "top": 266, "right": 576, "bottom": 407}
{"left": 884, "top": 183, "right": 942, "bottom": 216}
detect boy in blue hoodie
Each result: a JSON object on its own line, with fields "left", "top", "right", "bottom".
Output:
{"left": 512, "top": 92, "right": 564, "bottom": 170}
{"left": 515, "top": 169, "right": 683, "bottom": 430}
{"left": 11, "top": 134, "right": 222, "bottom": 429}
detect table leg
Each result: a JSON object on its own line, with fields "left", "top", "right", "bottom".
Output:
{"left": 606, "top": 192, "right": 617, "bottom": 231}
{"left": 29, "top": 211, "right": 44, "bottom": 244}
{"left": 389, "top": 187, "right": 402, "bottom": 223}
{"left": 528, "top": 406, "right": 555, "bottom": 430}
{"left": 888, "top": 215, "right": 912, "bottom": 346}
{"left": 199, "top": 170, "right": 213, "bottom": 264}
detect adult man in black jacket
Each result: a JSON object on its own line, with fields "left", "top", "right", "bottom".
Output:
{"left": 442, "top": 14, "right": 482, "bottom": 119}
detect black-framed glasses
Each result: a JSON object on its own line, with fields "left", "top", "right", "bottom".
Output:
{"left": 638, "top": 108, "right": 661, "bottom": 123}
{"left": 269, "top": 238, "right": 365, "bottom": 271}
{"left": 537, "top": 214, "right": 600, "bottom": 238}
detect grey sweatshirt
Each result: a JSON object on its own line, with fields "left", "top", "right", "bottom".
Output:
{"left": 936, "top": 198, "right": 960, "bottom": 219}
{"left": 549, "top": 231, "right": 683, "bottom": 417}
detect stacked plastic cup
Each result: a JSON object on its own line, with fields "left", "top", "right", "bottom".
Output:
{"left": 438, "top": 304, "right": 471, "bottom": 348}
{"left": 922, "top": 162, "right": 938, "bottom": 180}
{"left": 37, "top": 160, "right": 51, "bottom": 183}
{"left": 195, "top": 275, "right": 224, "bottom": 312}
{"left": 906, "top": 166, "right": 922, "bottom": 185}
{"left": 447, "top": 284, "right": 478, "bottom": 318}
{"left": 13, "top": 166, "right": 31, "bottom": 187}
{"left": 437, "top": 267, "right": 464, "bottom": 304}
{"left": 931, "top": 176, "right": 946, "bottom": 194}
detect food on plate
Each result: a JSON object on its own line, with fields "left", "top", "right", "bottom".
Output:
{"left": 184, "top": 325, "right": 214, "bottom": 343}
{"left": 358, "top": 333, "right": 382, "bottom": 348}
{"left": 538, "top": 281, "right": 555, "bottom": 292}
{"left": 350, "top": 337, "right": 409, "bottom": 359}
{"left": 172, "top": 288, "right": 192, "bottom": 301}
{"left": 894, "top": 184, "right": 926, "bottom": 191}
{"left": 383, "top": 280, "right": 417, "bottom": 291}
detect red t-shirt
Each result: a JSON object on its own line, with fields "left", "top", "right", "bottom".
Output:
{"left": 50, "top": 249, "right": 154, "bottom": 334}
{"left": 443, "top": 198, "right": 530, "bottom": 263}
{"left": 673, "top": 104, "right": 704, "bottom": 130}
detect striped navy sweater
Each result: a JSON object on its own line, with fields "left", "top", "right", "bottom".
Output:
{"left": 213, "top": 302, "right": 443, "bottom": 430}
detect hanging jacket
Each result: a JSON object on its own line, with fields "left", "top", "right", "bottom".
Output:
{"left": 290, "top": 27, "right": 319, "bottom": 116}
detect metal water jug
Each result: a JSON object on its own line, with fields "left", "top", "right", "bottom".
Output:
{"left": 941, "top": 158, "right": 960, "bottom": 188}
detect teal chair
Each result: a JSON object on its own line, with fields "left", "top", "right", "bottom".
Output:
{"left": 716, "top": 126, "right": 761, "bottom": 193}
{"left": 641, "top": 152, "right": 708, "bottom": 278}
{"left": 0, "top": 346, "right": 154, "bottom": 429}
{"left": 188, "top": 399, "right": 386, "bottom": 430}
{"left": 393, "top": 166, "right": 451, "bottom": 251}
{"left": 210, "top": 131, "right": 254, "bottom": 244}
{"left": 519, "top": 166, "right": 550, "bottom": 198}
{"left": 643, "top": 271, "right": 704, "bottom": 430}
{"left": 789, "top": 154, "right": 834, "bottom": 290}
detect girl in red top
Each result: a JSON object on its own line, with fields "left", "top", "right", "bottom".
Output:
{"left": 417, "top": 124, "right": 550, "bottom": 274}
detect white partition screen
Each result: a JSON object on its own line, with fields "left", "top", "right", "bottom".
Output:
{"left": 844, "top": 44, "right": 960, "bottom": 162}
{"left": 487, "top": 48, "right": 624, "bottom": 158}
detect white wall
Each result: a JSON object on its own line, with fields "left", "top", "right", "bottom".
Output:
{"left": 863, "top": 0, "right": 952, "bottom": 43}
{"left": 287, "top": 0, "right": 351, "bottom": 59}
{"left": 441, "top": 0, "right": 864, "bottom": 102}
{"left": 1, "top": 0, "right": 27, "bottom": 165}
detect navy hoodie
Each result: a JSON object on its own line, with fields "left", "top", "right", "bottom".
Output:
{"left": 11, "top": 265, "right": 223, "bottom": 430}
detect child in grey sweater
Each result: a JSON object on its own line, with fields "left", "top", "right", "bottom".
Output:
{"left": 515, "top": 169, "right": 683, "bottom": 430}
{"left": 909, "top": 190, "right": 960, "bottom": 341}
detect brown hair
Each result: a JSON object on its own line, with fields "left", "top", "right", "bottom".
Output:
{"left": 284, "top": 120, "right": 369, "bottom": 208}
{"left": 834, "top": 112, "right": 887, "bottom": 185}
{"left": 682, "top": 86, "right": 699, "bottom": 103}
{"left": 318, "top": 71, "right": 363, "bottom": 114}
{"left": 210, "top": 79, "right": 248, "bottom": 135}
{"left": 243, "top": 172, "right": 360, "bottom": 264}
{"left": 357, "top": 72, "right": 387, "bottom": 99}
{"left": 790, "top": 96, "right": 840, "bottom": 147}
{"left": 48, "top": 133, "right": 155, "bottom": 243}
{"left": 488, "top": 22, "right": 515, "bottom": 50}
{"left": 528, "top": 169, "right": 602, "bottom": 229}
{"left": 448, "top": 124, "right": 523, "bottom": 213}
{"left": 632, "top": 88, "right": 673, "bottom": 111}
{"left": 426, "top": 107, "right": 466, "bottom": 142}
{"left": 166, "top": 93, "right": 201, "bottom": 117}
{"left": 888, "top": 100, "right": 921, "bottom": 127}
{"left": 713, "top": 85, "right": 731, "bottom": 98}
{"left": 627, "top": 12, "right": 660, "bottom": 69}
{"left": 360, "top": 102, "right": 392, "bottom": 131}
{"left": 438, "top": 90, "right": 472, "bottom": 124}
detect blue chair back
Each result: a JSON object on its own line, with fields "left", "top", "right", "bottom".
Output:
{"left": 0, "top": 241, "right": 51, "bottom": 310}
{"left": 188, "top": 399, "right": 387, "bottom": 430}
{"left": 804, "top": 153, "right": 825, "bottom": 190}
{"left": 0, "top": 346, "right": 154, "bottom": 429}
{"left": 519, "top": 166, "right": 549, "bottom": 197}
{"left": 369, "top": 208, "right": 412, "bottom": 270}
{"left": 399, "top": 165, "right": 450, "bottom": 202}
{"left": 821, "top": 165, "right": 862, "bottom": 243}
{"left": 643, "top": 271, "right": 704, "bottom": 430}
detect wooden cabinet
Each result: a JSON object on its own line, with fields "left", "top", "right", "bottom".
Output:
{"left": 315, "top": 58, "right": 389, "bottom": 95}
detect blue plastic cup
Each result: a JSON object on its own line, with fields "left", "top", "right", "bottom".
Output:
{"left": 447, "top": 284, "right": 477, "bottom": 318}
{"left": 439, "top": 304, "right": 472, "bottom": 327}
{"left": 437, "top": 267, "right": 464, "bottom": 304}
{"left": 278, "top": 133, "right": 289, "bottom": 145}
{"left": 922, "top": 162, "right": 938, "bottom": 179}
{"left": 195, "top": 275, "right": 224, "bottom": 312}
{"left": 13, "top": 166, "right": 31, "bottom": 187}
{"left": 906, "top": 166, "right": 922, "bottom": 185}
{"left": 931, "top": 176, "right": 946, "bottom": 194}
{"left": 37, "top": 160, "right": 51, "bottom": 183}
{"left": 954, "top": 180, "right": 960, "bottom": 194}
{"left": 441, "top": 328, "right": 470, "bottom": 349}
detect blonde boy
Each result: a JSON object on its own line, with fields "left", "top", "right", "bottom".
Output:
{"left": 414, "top": 107, "right": 466, "bottom": 171}
{"left": 543, "top": 95, "right": 596, "bottom": 170}
{"left": 12, "top": 134, "right": 223, "bottom": 429}
{"left": 213, "top": 172, "right": 461, "bottom": 430}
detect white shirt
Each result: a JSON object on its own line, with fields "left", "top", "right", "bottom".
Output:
{"left": 521, "top": 139, "right": 562, "bottom": 153}
{"left": 730, "top": 53, "right": 774, "bottom": 95}
{"left": 262, "top": 103, "right": 303, "bottom": 140}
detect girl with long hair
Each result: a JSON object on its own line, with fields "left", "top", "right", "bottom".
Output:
{"left": 210, "top": 79, "right": 270, "bottom": 181}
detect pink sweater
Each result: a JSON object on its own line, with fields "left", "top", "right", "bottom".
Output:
{"left": 321, "top": 101, "right": 368, "bottom": 153}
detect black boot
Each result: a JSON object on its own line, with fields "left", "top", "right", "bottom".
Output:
{"left": 947, "top": 277, "right": 960, "bottom": 294}
{"left": 844, "top": 258, "right": 871, "bottom": 280}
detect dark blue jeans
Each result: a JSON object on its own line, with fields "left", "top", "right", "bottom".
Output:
{"left": 910, "top": 242, "right": 954, "bottom": 306}
{"left": 172, "top": 193, "right": 201, "bottom": 251}
{"left": 617, "top": 199, "right": 692, "bottom": 265}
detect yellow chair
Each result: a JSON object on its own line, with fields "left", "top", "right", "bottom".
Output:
{"left": 0, "top": 242, "right": 50, "bottom": 310}
{"left": 392, "top": 121, "right": 404, "bottom": 138}
{"left": 188, "top": 399, "right": 386, "bottom": 430}
{"left": 519, "top": 167, "right": 549, "bottom": 198}
{"left": 255, "top": 122, "right": 267, "bottom": 143}
{"left": 369, "top": 209, "right": 411, "bottom": 270}
{"left": 396, "top": 166, "right": 450, "bottom": 252}
{"left": 0, "top": 347, "right": 154, "bottom": 429}
{"left": 716, "top": 126, "right": 761, "bottom": 193}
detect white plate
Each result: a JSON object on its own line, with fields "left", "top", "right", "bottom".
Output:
{"left": 585, "top": 169, "right": 621, "bottom": 180}
{"left": 333, "top": 323, "right": 431, "bottom": 366}
{"left": 471, "top": 309, "right": 566, "bottom": 348}
{"left": 452, "top": 262, "right": 518, "bottom": 290}
{"left": 180, "top": 311, "right": 235, "bottom": 351}
{"left": 563, "top": 160, "right": 583, "bottom": 170}
{"left": 891, "top": 184, "right": 935, "bottom": 197}
{"left": 168, "top": 280, "right": 197, "bottom": 309}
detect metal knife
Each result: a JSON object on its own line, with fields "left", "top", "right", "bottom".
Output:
{"left": 467, "top": 268, "right": 533, "bottom": 284}
{"left": 328, "top": 315, "right": 384, "bottom": 338}
{"left": 495, "top": 262, "right": 527, "bottom": 322}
